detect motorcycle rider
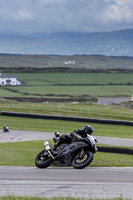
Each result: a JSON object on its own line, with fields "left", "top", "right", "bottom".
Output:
{"left": 70, "top": 124, "right": 93, "bottom": 139}
{"left": 3, "top": 125, "right": 8, "bottom": 132}
{"left": 52, "top": 125, "right": 94, "bottom": 154}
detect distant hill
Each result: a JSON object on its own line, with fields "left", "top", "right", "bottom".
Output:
{"left": 0, "top": 29, "right": 133, "bottom": 56}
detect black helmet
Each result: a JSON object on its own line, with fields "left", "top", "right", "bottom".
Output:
{"left": 83, "top": 125, "right": 93, "bottom": 135}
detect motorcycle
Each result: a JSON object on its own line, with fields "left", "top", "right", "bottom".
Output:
{"left": 3, "top": 127, "right": 9, "bottom": 132}
{"left": 35, "top": 132, "right": 97, "bottom": 169}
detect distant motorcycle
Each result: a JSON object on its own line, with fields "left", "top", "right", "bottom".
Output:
{"left": 3, "top": 126, "right": 9, "bottom": 132}
{"left": 35, "top": 132, "right": 97, "bottom": 169}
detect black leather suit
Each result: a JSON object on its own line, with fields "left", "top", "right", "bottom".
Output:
{"left": 53, "top": 129, "right": 87, "bottom": 150}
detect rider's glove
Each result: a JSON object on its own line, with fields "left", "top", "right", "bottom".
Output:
{"left": 60, "top": 134, "right": 67, "bottom": 140}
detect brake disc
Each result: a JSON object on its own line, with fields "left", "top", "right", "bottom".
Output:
{"left": 76, "top": 154, "right": 88, "bottom": 164}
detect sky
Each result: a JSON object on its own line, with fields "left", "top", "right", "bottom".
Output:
{"left": 1, "top": 0, "right": 133, "bottom": 35}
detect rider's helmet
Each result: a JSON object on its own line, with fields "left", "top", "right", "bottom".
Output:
{"left": 54, "top": 131, "right": 60, "bottom": 138}
{"left": 82, "top": 125, "right": 93, "bottom": 135}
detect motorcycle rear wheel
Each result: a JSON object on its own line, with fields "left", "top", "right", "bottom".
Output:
{"left": 35, "top": 150, "right": 52, "bottom": 168}
{"left": 72, "top": 150, "right": 93, "bottom": 169}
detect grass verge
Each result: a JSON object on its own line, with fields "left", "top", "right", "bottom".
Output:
{"left": 0, "top": 102, "right": 133, "bottom": 121}
{"left": 0, "top": 141, "right": 133, "bottom": 167}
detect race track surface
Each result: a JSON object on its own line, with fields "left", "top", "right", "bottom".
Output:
{"left": 0, "top": 166, "right": 133, "bottom": 199}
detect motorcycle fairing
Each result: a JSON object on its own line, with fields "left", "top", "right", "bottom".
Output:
{"left": 58, "top": 141, "right": 91, "bottom": 165}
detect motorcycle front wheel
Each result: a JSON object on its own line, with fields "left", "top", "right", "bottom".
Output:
{"left": 72, "top": 150, "right": 93, "bottom": 169}
{"left": 35, "top": 150, "right": 52, "bottom": 168}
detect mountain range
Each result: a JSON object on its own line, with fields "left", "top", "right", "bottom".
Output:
{"left": 0, "top": 29, "right": 133, "bottom": 56}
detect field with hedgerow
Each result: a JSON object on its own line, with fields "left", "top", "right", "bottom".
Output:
{"left": 0, "top": 72, "right": 133, "bottom": 100}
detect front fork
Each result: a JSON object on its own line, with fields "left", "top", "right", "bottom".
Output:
{"left": 44, "top": 141, "right": 55, "bottom": 159}
{"left": 77, "top": 148, "right": 85, "bottom": 158}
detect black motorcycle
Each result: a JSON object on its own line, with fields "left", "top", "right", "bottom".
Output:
{"left": 35, "top": 133, "right": 97, "bottom": 169}
{"left": 3, "top": 127, "right": 9, "bottom": 132}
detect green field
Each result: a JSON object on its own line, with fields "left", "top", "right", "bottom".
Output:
{"left": 10, "top": 72, "right": 133, "bottom": 85}
{"left": 0, "top": 72, "right": 133, "bottom": 100}
{"left": 0, "top": 55, "right": 133, "bottom": 101}
{"left": 4, "top": 85, "right": 132, "bottom": 97}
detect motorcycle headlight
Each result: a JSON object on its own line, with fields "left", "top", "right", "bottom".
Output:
{"left": 44, "top": 141, "right": 50, "bottom": 151}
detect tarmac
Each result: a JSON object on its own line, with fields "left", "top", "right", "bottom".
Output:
{"left": 0, "top": 129, "right": 133, "bottom": 147}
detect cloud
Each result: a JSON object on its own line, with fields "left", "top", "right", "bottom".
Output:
{"left": 0, "top": 0, "right": 133, "bottom": 35}
{"left": 103, "top": 0, "right": 133, "bottom": 23}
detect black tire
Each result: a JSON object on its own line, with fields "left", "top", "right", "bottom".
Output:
{"left": 35, "top": 150, "right": 52, "bottom": 168}
{"left": 72, "top": 150, "right": 93, "bottom": 169}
